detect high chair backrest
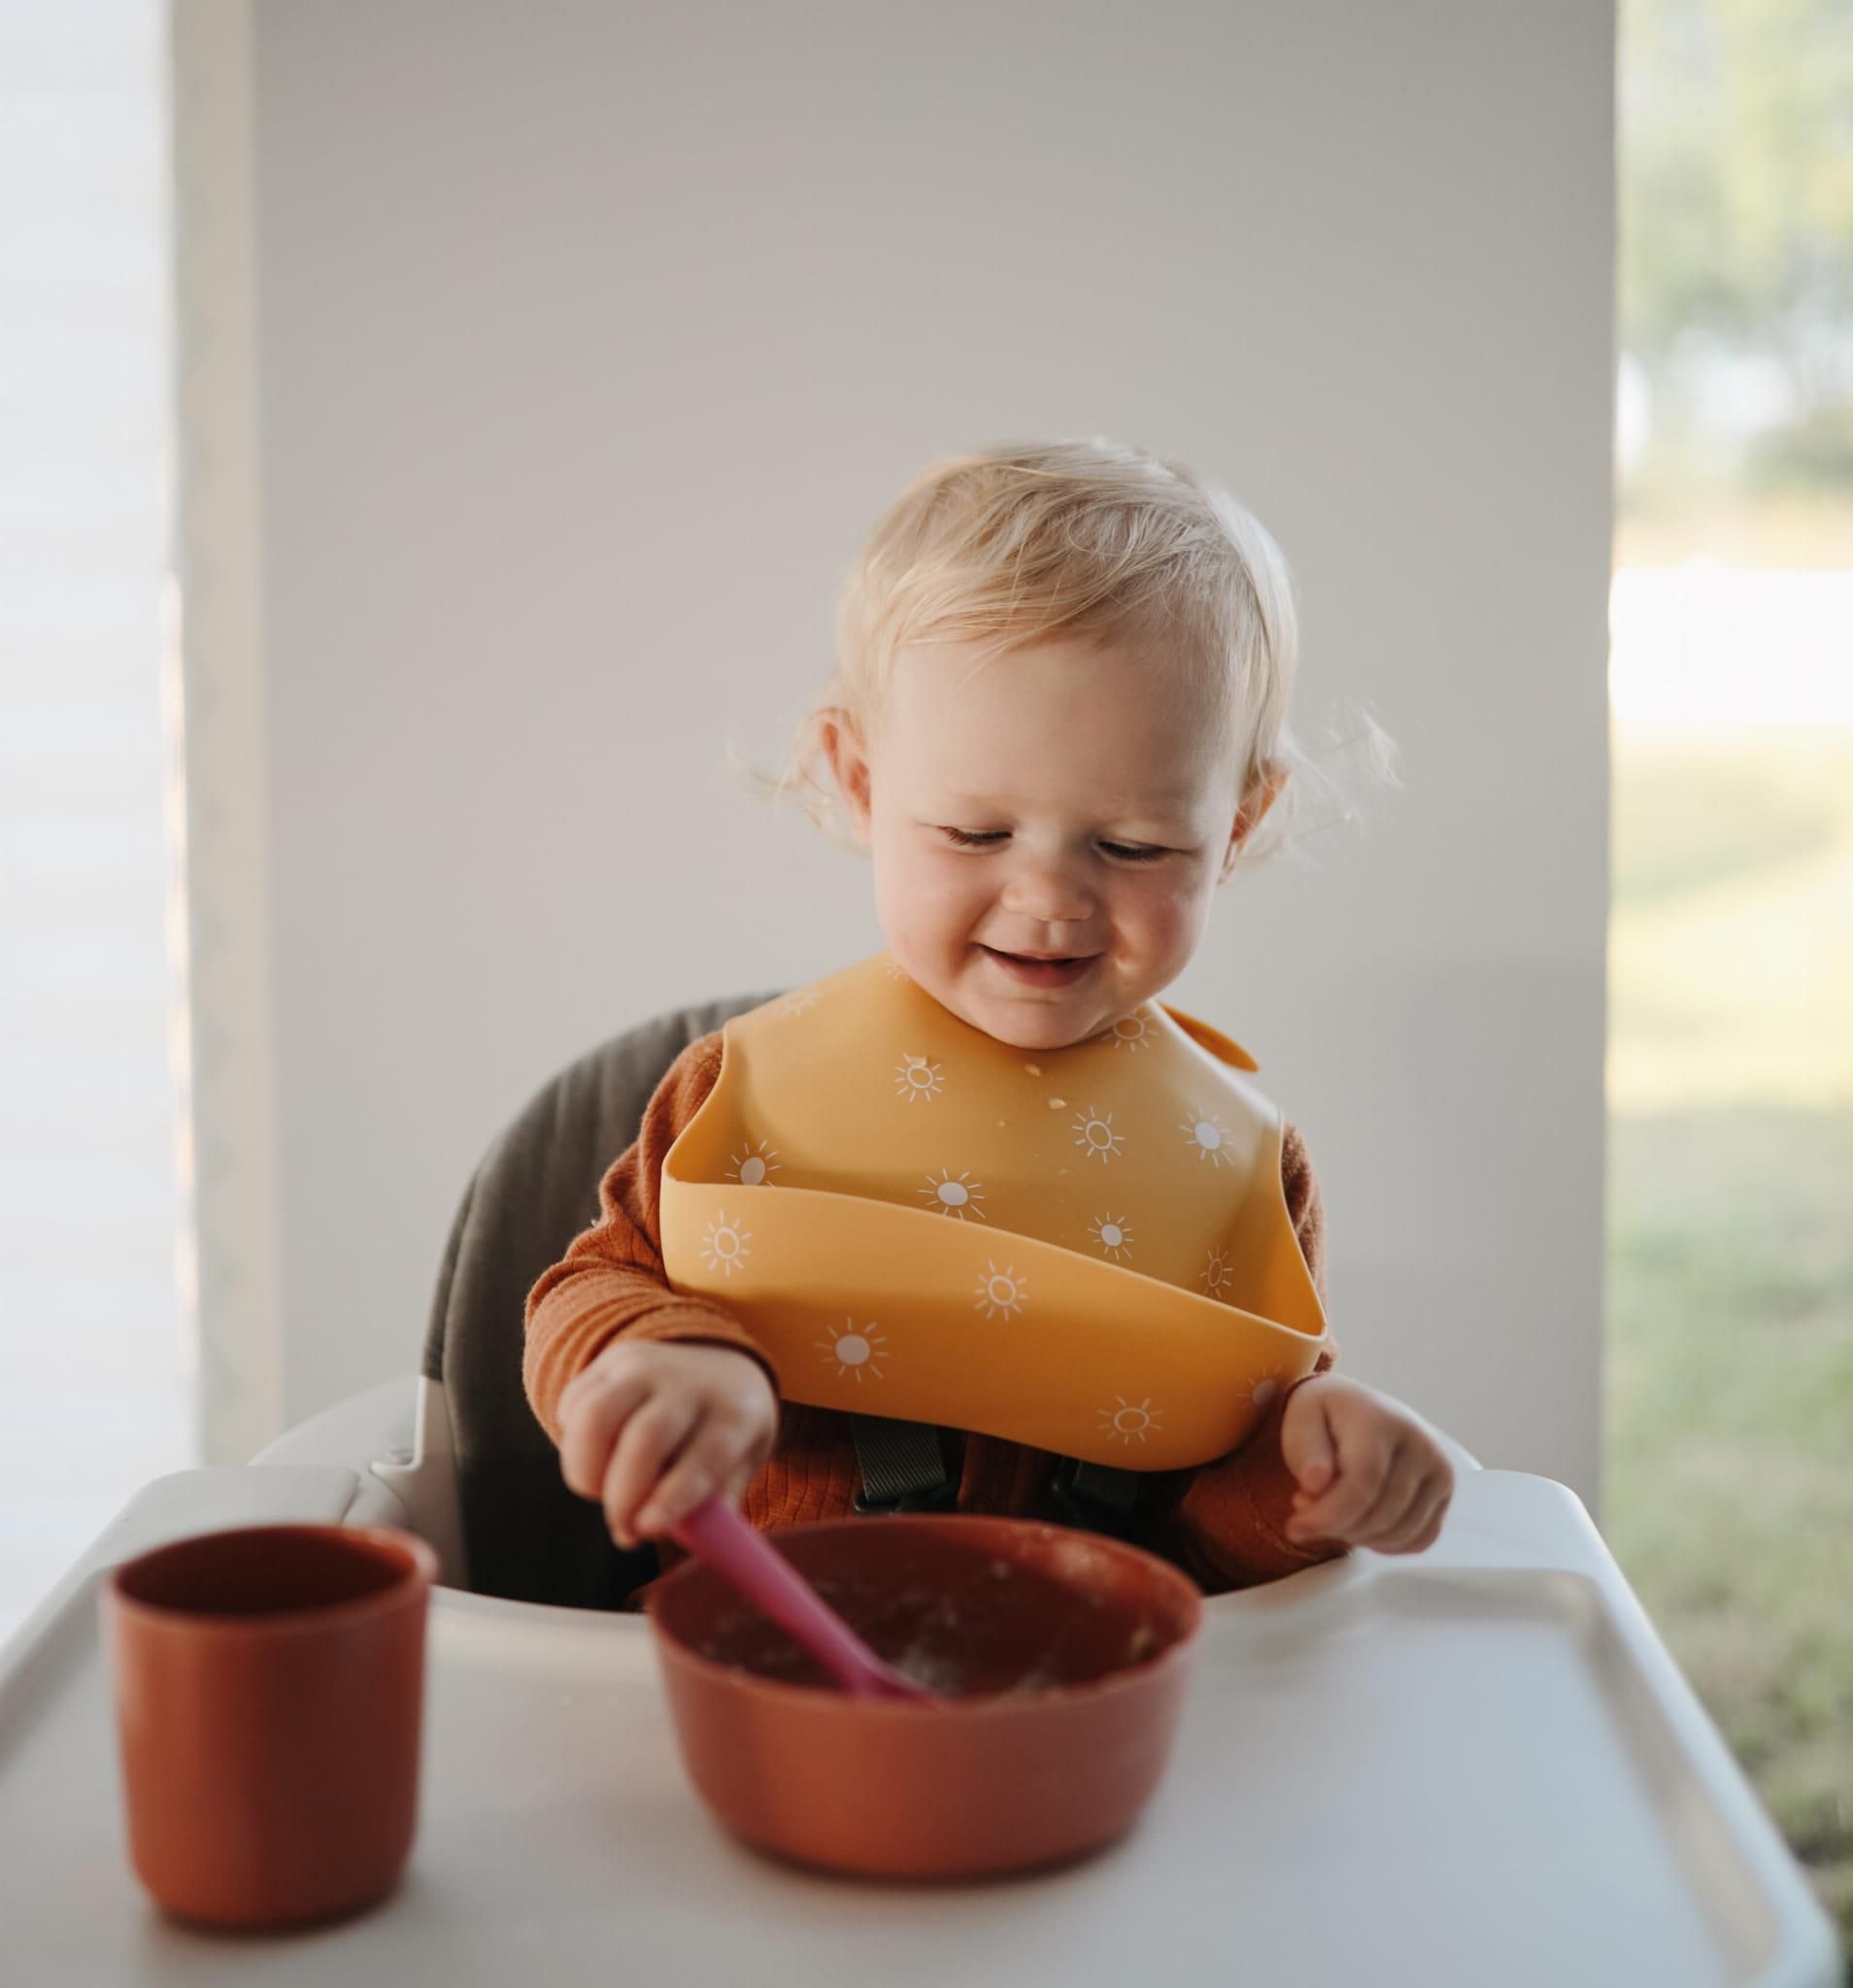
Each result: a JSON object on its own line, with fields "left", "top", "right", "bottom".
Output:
{"left": 424, "top": 989, "right": 778, "bottom": 1608}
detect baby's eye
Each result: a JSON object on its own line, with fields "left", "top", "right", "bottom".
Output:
{"left": 941, "top": 826, "right": 1009, "bottom": 849}
{"left": 1099, "top": 841, "right": 1170, "bottom": 863}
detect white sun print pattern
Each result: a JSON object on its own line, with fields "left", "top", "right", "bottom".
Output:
{"left": 816, "top": 1318, "right": 889, "bottom": 1382}
{"left": 1072, "top": 1106, "right": 1125, "bottom": 1163}
{"left": 972, "top": 1261, "right": 1028, "bottom": 1320}
{"left": 920, "top": 1167, "right": 987, "bottom": 1219}
{"left": 1109, "top": 1011, "right": 1153, "bottom": 1052}
{"left": 725, "top": 1138, "right": 781, "bottom": 1187}
{"left": 894, "top": 1053, "right": 945, "bottom": 1104}
{"left": 1182, "top": 1106, "right": 1234, "bottom": 1166}
{"left": 698, "top": 1211, "right": 752, "bottom": 1277}
{"left": 1097, "top": 1396, "right": 1164, "bottom": 1446}
{"left": 1246, "top": 1364, "right": 1290, "bottom": 1414}
{"left": 774, "top": 987, "right": 822, "bottom": 1020}
{"left": 1090, "top": 1213, "right": 1134, "bottom": 1262}
{"left": 1201, "top": 1247, "right": 1233, "bottom": 1297}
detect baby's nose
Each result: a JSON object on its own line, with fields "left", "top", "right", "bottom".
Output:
{"left": 999, "top": 864, "right": 1093, "bottom": 925}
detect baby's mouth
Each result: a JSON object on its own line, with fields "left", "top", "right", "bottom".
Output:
{"left": 979, "top": 946, "right": 1098, "bottom": 989}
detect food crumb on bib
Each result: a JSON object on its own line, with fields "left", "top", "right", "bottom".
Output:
{"left": 1048, "top": 1096, "right": 1066, "bottom": 1109}
{"left": 1024, "top": 1063, "right": 1041, "bottom": 1075}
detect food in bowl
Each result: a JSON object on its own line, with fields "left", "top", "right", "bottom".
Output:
{"left": 647, "top": 1514, "right": 1202, "bottom": 1877}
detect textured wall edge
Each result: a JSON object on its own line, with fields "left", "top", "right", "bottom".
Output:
{"left": 168, "top": 0, "right": 285, "bottom": 1463}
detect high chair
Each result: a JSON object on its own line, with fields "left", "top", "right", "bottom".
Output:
{"left": 255, "top": 990, "right": 1482, "bottom": 1602}
{"left": 36, "top": 994, "right": 1836, "bottom": 1982}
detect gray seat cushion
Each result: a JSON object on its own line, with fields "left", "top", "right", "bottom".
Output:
{"left": 422, "top": 991, "right": 777, "bottom": 1607}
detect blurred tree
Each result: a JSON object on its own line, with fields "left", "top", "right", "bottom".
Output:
{"left": 1623, "top": 0, "right": 1853, "bottom": 379}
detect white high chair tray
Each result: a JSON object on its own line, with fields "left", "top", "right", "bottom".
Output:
{"left": 0, "top": 1466, "right": 1837, "bottom": 1987}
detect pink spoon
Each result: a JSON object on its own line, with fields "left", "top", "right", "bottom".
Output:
{"left": 668, "top": 1496, "right": 937, "bottom": 1702}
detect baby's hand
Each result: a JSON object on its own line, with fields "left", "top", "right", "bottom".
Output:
{"left": 1278, "top": 1374, "right": 1454, "bottom": 1553}
{"left": 556, "top": 1339, "right": 778, "bottom": 1549}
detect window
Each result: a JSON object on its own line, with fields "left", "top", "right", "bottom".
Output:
{"left": 0, "top": 0, "right": 194, "bottom": 1641}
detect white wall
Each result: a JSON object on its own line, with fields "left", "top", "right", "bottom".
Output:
{"left": 219, "top": 0, "right": 1613, "bottom": 1499}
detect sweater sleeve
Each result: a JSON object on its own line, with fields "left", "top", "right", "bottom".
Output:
{"left": 522, "top": 1031, "right": 780, "bottom": 1446}
{"left": 1148, "top": 1122, "right": 1345, "bottom": 1592}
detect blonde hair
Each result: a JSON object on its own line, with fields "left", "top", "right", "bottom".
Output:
{"left": 756, "top": 436, "right": 1392, "bottom": 863}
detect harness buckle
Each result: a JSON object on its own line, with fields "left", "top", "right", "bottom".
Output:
{"left": 1047, "top": 1458, "right": 1143, "bottom": 1540}
{"left": 852, "top": 1475, "right": 960, "bottom": 1517}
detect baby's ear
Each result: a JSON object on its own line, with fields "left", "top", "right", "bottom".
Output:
{"left": 816, "top": 706, "right": 874, "bottom": 840}
{"left": 1218, "top": 762, "right": 1286, "bottom": 881}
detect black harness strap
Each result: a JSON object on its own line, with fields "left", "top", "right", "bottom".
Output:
{"left": 849, "top": 1416, "right": 957, "bottom": 1513}
{"left": 850, "top": 1415, "right": 1144, "bottom": 1536}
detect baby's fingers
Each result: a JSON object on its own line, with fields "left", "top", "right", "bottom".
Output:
{"left": 633, "top": 1409, "right": 767, "bottom": 1539}
{"left": 1365, "top": 1467, "right": 1454, "bottom": 1556}
{"left": 558, "top": 1361, "right": 655, "bottom": 1500}
{"left": 1346, "top": 1445, "right": 1432, "bottom": 1548}
{"left": 601, "top": 1398, "right": 700, "bottom": 1548}
{"left": 1287, "top": 1435, "right": 1398, "bottom": 1544}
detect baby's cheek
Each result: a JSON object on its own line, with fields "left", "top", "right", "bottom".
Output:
{"left": 1118, "top": 872, "right": 1210, "bottom": 971}
{"left": 873, "top": 843, "right": 981, "bottom": 954}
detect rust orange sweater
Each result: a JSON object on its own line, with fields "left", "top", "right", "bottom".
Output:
{"left": 523, "top": 1030, "right": 1342, "bottom": 1596}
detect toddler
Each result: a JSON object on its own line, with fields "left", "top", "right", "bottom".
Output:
{"left": 524, "top": 438, "right": 1453, "bottom": 1598}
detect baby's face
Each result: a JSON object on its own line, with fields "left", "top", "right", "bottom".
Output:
{"left": 830, "top": 635, "right": 1262, "bottom": 1051}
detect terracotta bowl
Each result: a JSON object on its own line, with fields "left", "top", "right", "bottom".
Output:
{"left": 645, "top": 1514, "right": 1202, "bottom": 1879}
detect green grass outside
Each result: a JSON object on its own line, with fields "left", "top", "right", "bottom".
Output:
{"left": 1605, "top": 724, "right": 1853, "bottom": 1956}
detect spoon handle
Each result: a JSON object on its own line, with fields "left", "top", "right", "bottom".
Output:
{"left": 669, "top": 1498, "right": 930, "bottom": 1702}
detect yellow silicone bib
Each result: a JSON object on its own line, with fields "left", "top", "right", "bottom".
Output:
{"left": 659, "top": 953, "right": 1327, "bottom": 1469}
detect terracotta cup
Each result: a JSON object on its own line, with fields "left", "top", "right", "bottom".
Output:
{"left": 102, "top": 1524, "right": 437, "bottom": 1928}
{"left": 647, "top": 1514, "right": 1203, "bottom": 1879}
